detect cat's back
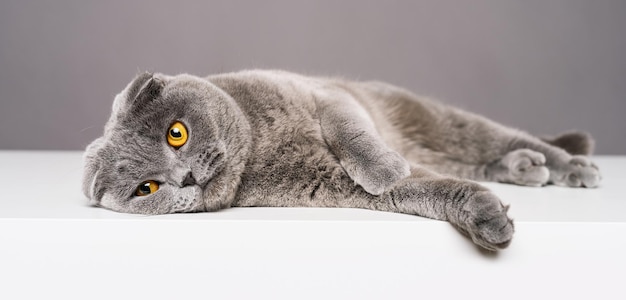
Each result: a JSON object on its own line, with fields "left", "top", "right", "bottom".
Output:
{"left": 206, "top": 70, "right": 325, "bottom": 143}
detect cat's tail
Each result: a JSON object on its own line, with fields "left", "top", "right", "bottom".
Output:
{"left": 540, "top": 131, "right": 595, "bottom": 155}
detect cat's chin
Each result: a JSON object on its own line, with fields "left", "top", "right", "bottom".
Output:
{"left": 170, "top": 192, "right": 208, "bottom": 214}
{"left": 174, "top": 201, "right": 208, "bottom": 213}
{"left": 164, "top": 184, "right": 207, "bottom": 214}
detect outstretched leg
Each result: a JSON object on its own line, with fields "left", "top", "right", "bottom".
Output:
{"left": 506, "top": 136, "right": 600, "bottom": 187}
{"left": 356, "top": 165, "right": 514, "bottom": 251}
{"left": 376, "top": 86, "right": 602, "bottom": 188}
{"left": 415, "top": 132, "right": 601, "bottom": 188}
{"left": 357, "top": 80, "right": 603, "bottom": 188}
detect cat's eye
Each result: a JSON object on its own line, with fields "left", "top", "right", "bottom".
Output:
{"left": 135, "top": 180, "right": 159, "bottom": 196}
{"left": 167, "top": 121, "right": 188, "bottom": 148}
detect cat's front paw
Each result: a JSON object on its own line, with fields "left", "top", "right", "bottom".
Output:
{"left": 550, "top": 155, "right": 601, "bottom": 188}
{"left": 463, "top": 191, "right": 514, "bottom": 251}
{"left": 346, "top": 150, "right": 410, "bottom": 195}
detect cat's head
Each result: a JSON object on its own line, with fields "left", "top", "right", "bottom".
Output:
{"left": 83, "top": 72, "right": 250, "bottom": 214}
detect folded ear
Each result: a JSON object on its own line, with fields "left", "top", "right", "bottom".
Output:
{"left": 127, "top": 72, "right": 165, "bottom": 108}
{"left": 109, "top": 72, "right": 166, "bottom": 131}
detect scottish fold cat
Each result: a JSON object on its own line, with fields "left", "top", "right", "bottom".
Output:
{"left": 83, "top": 70, "right": 600, "bottom": 251}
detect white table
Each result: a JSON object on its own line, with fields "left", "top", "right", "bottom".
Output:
{"left": 1, "top": 151, "right": 625, "bottom": 300}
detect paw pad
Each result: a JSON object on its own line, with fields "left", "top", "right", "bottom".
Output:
{"left": 464, "top": 191, "right": 514, "bottom": 251}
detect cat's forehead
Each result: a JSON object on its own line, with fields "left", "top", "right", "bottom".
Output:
{"left": 103, "top": 131, "right": 166, "bottom": 171}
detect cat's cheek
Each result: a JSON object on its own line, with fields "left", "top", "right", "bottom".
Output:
{"left": 121, "top": 186, "right": 181, "bottom": 215}
{"left": 99, "top": 193, "right": 126, "bottom": 213}
{"left": 100, "top": 192, "right": 169, "bottom": 215}
{"left": 129, "top": 194, "right": 173, "bottom": 215}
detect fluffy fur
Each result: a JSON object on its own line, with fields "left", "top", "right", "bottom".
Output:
{"left": 83, "top": 70, "right": 601, "bottom": 251}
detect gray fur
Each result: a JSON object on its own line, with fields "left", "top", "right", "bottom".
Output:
{"left": 541, "top": 131, "right": 595, "bottom": 156}
{"left": 83, "top": 70, "right": 601, "bottom": 251}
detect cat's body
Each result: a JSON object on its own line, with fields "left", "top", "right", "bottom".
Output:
{"left": 83, "top": 70, "right": 600, "bottom": 251}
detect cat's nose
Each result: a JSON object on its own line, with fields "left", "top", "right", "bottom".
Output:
{"left": 181, "top": 171, "right": 197, "bottom": 187}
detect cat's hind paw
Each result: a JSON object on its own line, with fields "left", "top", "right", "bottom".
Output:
{"left": 551, "top": 155, "right": 601, "bottom": 188}
{"left": 498, "top": 149, "right": 550, "bottom": 187}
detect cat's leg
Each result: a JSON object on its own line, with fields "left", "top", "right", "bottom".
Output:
{"left": 316, "top": 91, "right": 410, "bottom": 195}
{"left": 360, "top": 82, "right": 600, "bottom": 188}
{"left": 506, "top": 136, "right": 601, "bottom": 187}
{"left": 372, "top": 82, "right": 602, "bottom": 188}
{"left": 387, "top": 97, "right": 601, "bottom": 188}
{"left": 418, "top": 148, "right": 551, "bottom": 187}
{"left": 365, "top": 165, "right": 514, "bottom": 251}
{"left": 417, "top": 132, "right": 600, "bottom": 188}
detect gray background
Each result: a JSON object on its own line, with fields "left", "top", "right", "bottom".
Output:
{"left": 1, "top": 0, "right": 625, "bottom": 153}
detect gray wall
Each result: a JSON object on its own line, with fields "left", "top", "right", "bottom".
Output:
{"left": 1, "top": 0, "right": 625, "bottom": 153}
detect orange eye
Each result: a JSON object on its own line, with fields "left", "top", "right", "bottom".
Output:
{"left": 167, "top": 121, "right": 188, "bottom": 148}
{"left": 135, "top": 180, "right": 159, "bottom": 196}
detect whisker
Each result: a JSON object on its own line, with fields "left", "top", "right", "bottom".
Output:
{"left": 79, "top": 126, "right": 94, "bottom": 133}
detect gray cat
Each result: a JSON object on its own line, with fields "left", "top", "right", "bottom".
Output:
{"left": 83, "top": 70, "right": 600, "bottom": 251}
